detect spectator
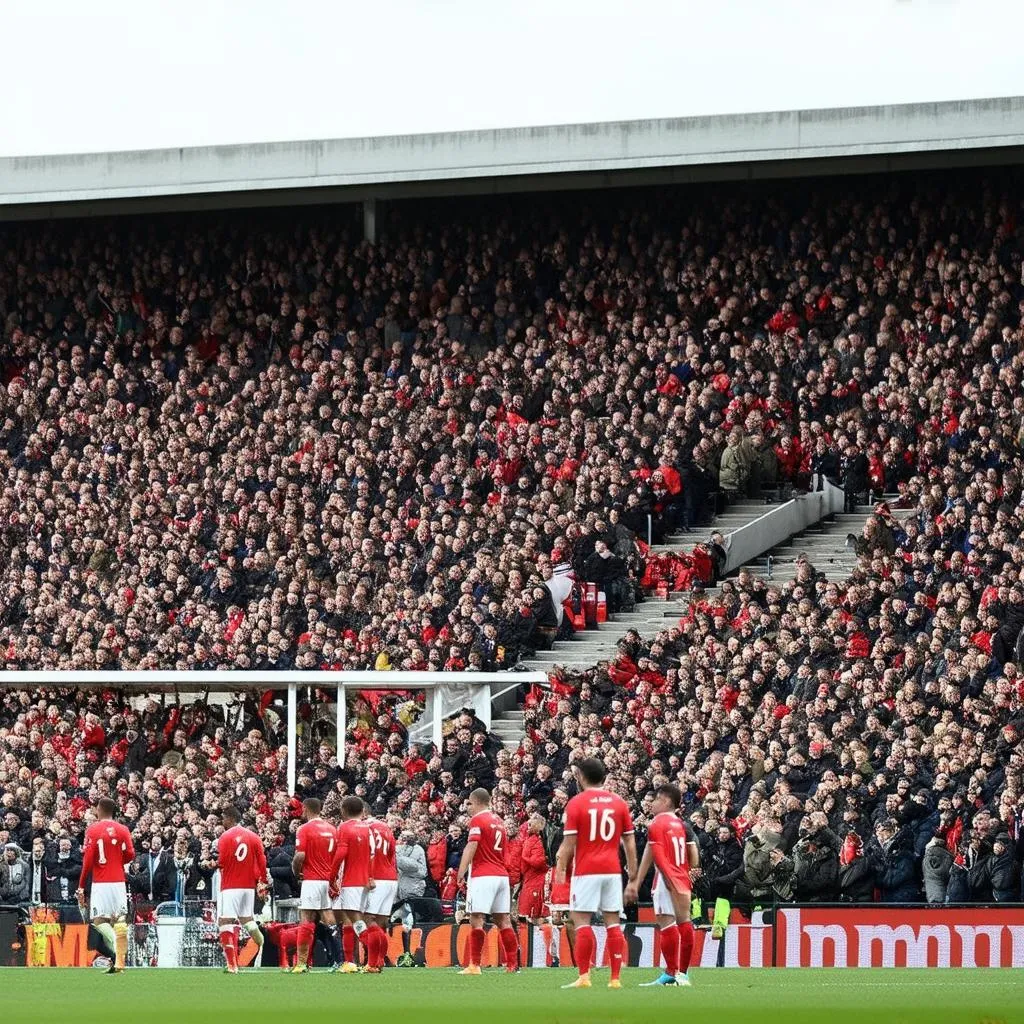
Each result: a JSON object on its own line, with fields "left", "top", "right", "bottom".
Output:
{"left": 396, "top": 832, "right": 428, "bottom": 901}
{"left": 871, "top": 820, "right": 918, "bottom": 904}
{"left": 734, "top": 823, "right": 794, "bottom": 909}
{"left": 719, "top": 428, "right": 754, "bottom": 499}
{"left": 44, "top": 837, "right": 82, "bottom": 905}
{"left": 792, "top": 814, "right": 840, "bottom": 903}
{"left": 837, "top": 833, "right": 875, "bottom": 903}
{"left": 922, "top": 835, "right": 953, "bottom": 905}
{"left": 0, "top": 843, "right": 29, "bottom": 905}
{"left": 130, "top": 835, "right": 175, "bottom": 905}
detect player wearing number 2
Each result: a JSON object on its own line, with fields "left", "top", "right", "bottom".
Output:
{"left": 457, "top": 788, "right": 519, "bottom": 975}
{"left": 216, "top": 804, "right": 268, "bottom": 973}
{"left": 627, "top": 784, "right": 699, "bottom": 987}
{"left": 555, "top": 757, "right": 638, "bottom": 990}
{"left": 77, "top": 797, "right": 135, "bottom": 973}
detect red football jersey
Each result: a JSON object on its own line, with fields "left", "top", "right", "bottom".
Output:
{"left": 217, "top": 824, "right": 267, "bottom": 891}
{"left": 467, "top": 810, "right": 508, "bottom": 878}
{"left": 296, "top": 818, "right": 337, "bottom": 882}
{"left": 647, "top": 812, "right": 695, "bottom": 893}
{"left": 79, "top": 819, "right": 135, "bottom": 886}
{"left": 367, "top": 819, "right": 398, "bottom": 882}
{"left": 562, "top": 789, "right": 634, "bottom": 876}
{"left": 333, "top": 819, "right": 371, "bottom": 887}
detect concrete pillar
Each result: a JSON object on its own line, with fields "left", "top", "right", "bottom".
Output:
{"left": 362, "top": 198, "right": 377, "bottom": 243}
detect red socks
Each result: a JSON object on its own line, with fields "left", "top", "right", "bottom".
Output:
{"left": 499, "top": 927, "right": 519, "bottom": 970}
{"left": 468, "top": 927, "right": 486, "bottom": 966}
{"left": 342, "top": 925, "right": 356, "bottom": 964}
{"left": 606, "top": 926, "right": 626, "bottom": 982}
{"left": 295, "top": 921, "right": 315, "bottom": 968}
{"left": 660, "top": 924, "right": 679, "bottom": 976}
{"left": 219, "top": 927, "right": 238, "bottom": 970}
{"left": 574, "top": 925, "right": 595, "bottom": 976}
{"left": 677, "top": 920, "right": 695, "bottom": 975}
{"left": 362, "top": 925, "right": 387, "bottom": 969}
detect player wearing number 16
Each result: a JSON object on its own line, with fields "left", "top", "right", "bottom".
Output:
{"left": 216, "top": 804, "right": 268, "bottom": 973}
{"left": 555, "top": 757, "right": 638, "bottom": 990}
{"left": 76, "top": 797, "right": 135, "bottom": 973}
{"left": 457, "top": 788, "right": 519, "bottom": 975}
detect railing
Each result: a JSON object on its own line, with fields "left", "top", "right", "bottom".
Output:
{"left": 0, "top": 671, "right": 548, "bottom": 794}
{"left": 723, "top": 480, "right": 845, "bottom": 574}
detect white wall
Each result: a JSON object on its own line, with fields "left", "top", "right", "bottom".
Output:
{"left": 1, "top": 0, "right": 1022, "bottom": 158}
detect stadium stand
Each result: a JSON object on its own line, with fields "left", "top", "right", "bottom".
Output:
{"left": 1, "top": 171, "right": 1023, "bottom": 909}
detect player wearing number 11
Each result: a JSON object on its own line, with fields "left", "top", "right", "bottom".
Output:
{"left": 555, "top": 757, "right": 637, "bottom": 990}
{"left": 77, "top": 797, "right": 135, "bottom": 973}
{"left": 216, "top": 804, "right": 268, "bottom": 973}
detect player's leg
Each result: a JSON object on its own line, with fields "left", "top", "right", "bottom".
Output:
{"left": 598, "top": 875, "right": 627, "bottom": 988}
{"left": 90, "top": 915, "right": 118, "bottom": 972}
{"left": 236, "top": 890, "right": 264, "bottom": 950}
{"left": 562, "top": 873, "right": 600, "bottom": 986}
{"left": 601, "top": 909, "right": 626, "bottom": 988}
{"left": 494, "top": 879, "right": 518, "bottom": 973}
{"left": 92, "top": 882, "right": 129, "bottom": 972}
{"left": 669, "top": 889, "right": 694, "bottom": 985}
{"left": 640, "top": 914, "right": 679, "bottom": 987}
{"left": 217, "top": 915, "right": 240, "bottom": 973}
{"left": 562, "top": 911, "right": 594, "bottom": 986}
{"left": 459, "top": 911, "right": 487, "bottom": 974}
{"left": 293, "top": 910, "right": 317, "bottom": 973}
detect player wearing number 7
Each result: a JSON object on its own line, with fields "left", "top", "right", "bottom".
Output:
{"left": 216, "top": 805, "right": 269, "bottom": 973}
{"left": 555, "top": 757, "right": 637, "bottom": 990}
{"left": 626, "top": 784, "right": 699, "bottom": 987}
{"left": 76, "top": 797, "right": 135, "bottom": 973}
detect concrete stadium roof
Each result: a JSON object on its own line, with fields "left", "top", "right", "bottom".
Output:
{"left": 1, "top": 96, "right": 1023, "bottom": 220}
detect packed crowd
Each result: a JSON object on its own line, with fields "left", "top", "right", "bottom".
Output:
{"left": 1, "top": 172, "right": 1024, "bottom": 909}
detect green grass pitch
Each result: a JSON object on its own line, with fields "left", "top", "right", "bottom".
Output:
{"left": 1, "top": 967, "right": 1017, "bottom": 1024}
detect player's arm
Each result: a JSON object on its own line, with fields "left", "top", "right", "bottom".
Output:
{"left": 77, "top": 833, "right": 93, "bottom": 905}
{"left": 292, "top": 831, "right": 306, "bottom": 881}
{"left": 621, "top": 820, "right": 638, "bottom": 882}
{"left": 122, "top": 828, "right": 136, "bottom": 865}
{"left": 554, "top": 833, "right": 576, "bottom": 885}
{"left": 687, "top": 837, "right": 700, "bottom": 869}
{"left": 456, "top": 840, "right": 478, "bottom": 884}
{"left": 329, "top": 834, "right": 348, "bottom": 895}
{"left": 625, "top": 837, "right": 654, "bottom": 905}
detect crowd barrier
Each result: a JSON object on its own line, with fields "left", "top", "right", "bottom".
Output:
{"left": 8, "top": 902, "right": 1024, "bottom": 968}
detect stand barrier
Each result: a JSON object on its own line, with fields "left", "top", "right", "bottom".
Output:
{"left": 8, "top": 901, "right": 1024, "bottom": 968}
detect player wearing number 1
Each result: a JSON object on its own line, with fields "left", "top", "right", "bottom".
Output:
{"left": 216, "top": 805, "right": 268, "bottom": 973}
{"left": 457, "top": 788, "right": 518, "bottom": 975}
{"left": 76, "top": 797, "right": 135, "bottom": 973}
{"left": 627, "top": 784, "right": 699, "bottom": 987}
{"left": 555, "top": 757, "right": 637, "bottom": 990}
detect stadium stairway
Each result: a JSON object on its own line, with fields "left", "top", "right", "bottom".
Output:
{"left": 491, "top": 498, "right": 887, "bottom": 748}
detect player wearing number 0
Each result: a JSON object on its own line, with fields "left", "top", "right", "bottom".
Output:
{"left": 627, "top": 784, "right": 699, "bottom": 987}
{"left": 555, "top": 757, "right": 638, "bottom": 990}
{"left": 216, "top": 805, "right": 269, "bottom": 973}
{"left": 457, "top": 788, "right": 519, "bottom": 975}
{"left": 363, "top": 814, "right": 398, "bottom": 972}
{"left": 76, "top": 797, "right": 135, "bottom": 973}
{"left": 292, "top": 797, "right": 340, "bottom": 973}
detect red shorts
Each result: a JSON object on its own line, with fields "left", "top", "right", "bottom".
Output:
{"left": 518, "top": 880, "right": 545, "bottom": 918}
{"left": 549, "top": 881, "right": 570, "bottom": 910}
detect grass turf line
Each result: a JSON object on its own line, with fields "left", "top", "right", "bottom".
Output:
{"left": 0, "top": 967, "right": 1017, "bottom": 1024}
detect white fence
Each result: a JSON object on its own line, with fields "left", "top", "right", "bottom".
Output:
{"left": 0, "top": 670, "right": 547, "bottom": 793}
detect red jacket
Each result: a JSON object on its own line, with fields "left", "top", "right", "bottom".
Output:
{"left": 520, "top": 833, "right": 548, "bottom": 885}
{"left": 427, "top": 837, "right": 448, "bottom": 884}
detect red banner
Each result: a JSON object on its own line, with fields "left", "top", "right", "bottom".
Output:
{"left": 776, "top": 907, "right": 1024, "bottom": 968}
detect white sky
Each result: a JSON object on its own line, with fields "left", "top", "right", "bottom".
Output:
{"left": 0, "top": 0, "right": 1022, "bottom": 158}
